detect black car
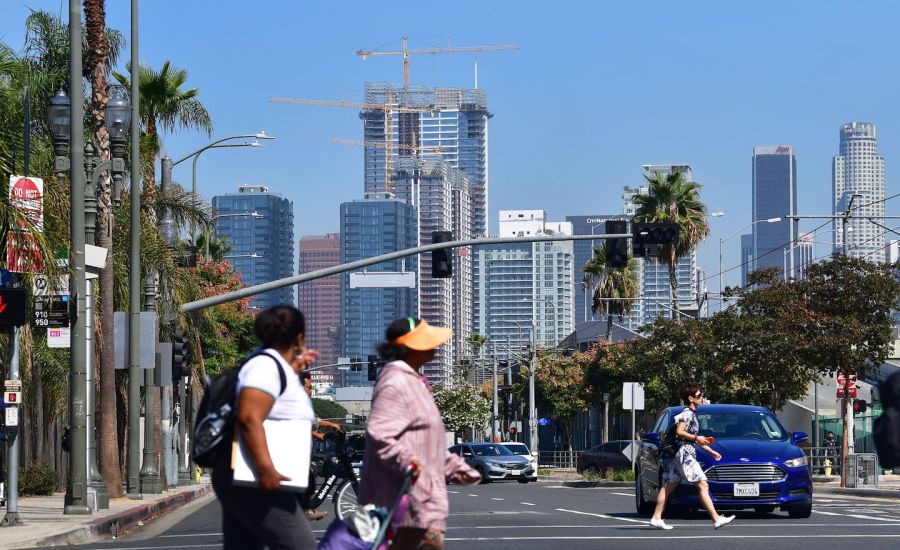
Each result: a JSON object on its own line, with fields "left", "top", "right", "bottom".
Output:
{"left": 576, "top": 440, "right": 634, "bottom": 475}
{"left": 449, "top": 442, "right": 535, "bottom": 483}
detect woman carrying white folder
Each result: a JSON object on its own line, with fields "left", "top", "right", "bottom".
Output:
{"left": 212, "top": 305, "right": 319, "bottom": 549}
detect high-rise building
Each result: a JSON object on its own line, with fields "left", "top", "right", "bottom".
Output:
{"left": 298, "top": 233, "right": 341, "bottom": 384}
{"left": 212, "top": 185, "right": 294, "bottom": 309}
{"left": 339, "top": 195, "right": 418, "bottom": 387}
{"left": 474, "top": 211, "right": 575, "bottom": 358}
{"left": 752, "top": 146, "right": 796, "bottom": 277}
{"left": 565, "top": 215, "right": 630, "bottom": 324}
{"left": 796, "top": 232, "right": 815, "bottom": 280}
{"left": 623, "top": 165, "right": 700, "bottom": 325}
{"left": 362, "top": 83, "right": 489, "bottom": 237}
{"left": 833, "top": 122, "right": 886, "bottom": 261}
{"left": 740, "top": 234, "right": 753, "bottom": 287}
{"left": 391, "top": 157, "right": 473, "bottom": 385}
{"left": 885, "top": 239, "right": 899, "bottom": 264}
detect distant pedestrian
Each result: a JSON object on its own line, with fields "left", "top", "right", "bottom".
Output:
{"left": 823, "top": 431, "right": 837, "bottom": 458}
{"left": 211, "top": 305, "right": 318, "bottom": 549}
{"left": 359, "top": 317, "right": 482, "bottom": 550}
{"left": 649, "top": 383, "right": 735, "bottom": 531}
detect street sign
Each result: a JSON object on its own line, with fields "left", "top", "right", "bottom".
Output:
{"left": 7, "top": 176, "right": 45, "bottom": 273}
{"left": 837, "top": 385, "right": 858, "bottom": 399}
{"left": 0, "top": 288, "right": 28, "bottom": 326}
{"left": 48, "top": 326, "right": 71, "bottom": 348}
{"left": 5, "top": 407, "right": 19, "bottom": 427}
{"left": 4, "top": 380, "right": 22, "bottom": 390}
{"left": 622, "top": 382, "right": 645, "bottom": 410}
{"left": 622, "top": 441, "right": 638, "bottom": 462}
{"left": 837, "top": 373, "right": 857, "bottom": 387}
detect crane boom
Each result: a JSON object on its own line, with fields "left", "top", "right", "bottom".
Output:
{"left": 269, "top": 97, "right": 431, "bottom": 113}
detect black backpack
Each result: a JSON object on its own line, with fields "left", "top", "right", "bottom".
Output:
{"left": 874, "top": 371, "right": 900, "bottom": 469}
{"left": 192, "top": 351, "right": 286, "bottom": 468}
{"left": 659, "top": 408, "right": 689, "bottom": 459}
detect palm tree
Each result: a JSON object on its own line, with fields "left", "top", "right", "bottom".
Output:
{"left": 84, "top": 0, "right": 127, "bottom": 498}
{"left": 632, "top": 170, "right": 710, "bottom": 316}
{"left": 582, "top": 243, "right": 640, "bottom": 341}
{"left": 113, "top": 61, "right": 212, "bottom": 207}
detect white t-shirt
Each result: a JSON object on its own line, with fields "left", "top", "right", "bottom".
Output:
{"left": 236, "top": 349, "right": 316, "bottom": 423}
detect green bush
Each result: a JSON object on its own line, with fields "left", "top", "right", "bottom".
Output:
{"left": 18, "top": 462, "right": 57, "bottom": 496}
{"left": 582, "top": 470, "right": 604, "bottom": 482}
{"left": 611, "top": 469, "right": 635, "bottom": 482}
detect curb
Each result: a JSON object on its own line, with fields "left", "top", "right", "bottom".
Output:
{"left": 814, "top": 486, "right": 900, "bottom": 500}
{"left": 29, "top": 484, "right": 212, "bottom": 548}
{"left": 561, "top": 480, "right": 633, "bottom": 488}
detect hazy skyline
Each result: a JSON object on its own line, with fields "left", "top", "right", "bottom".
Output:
{"left": 2, "top": 0, "right": 898, "bottom": 294}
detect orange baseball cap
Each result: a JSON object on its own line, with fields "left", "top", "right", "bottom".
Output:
{"left": 393, "top": 318, "right": 452, "bottom": 351}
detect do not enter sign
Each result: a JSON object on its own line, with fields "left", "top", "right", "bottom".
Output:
{"left": 7, "top": 176, "right": 45, "bottom": 273}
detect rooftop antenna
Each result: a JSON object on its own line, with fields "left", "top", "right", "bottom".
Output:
{"left": 474, "top": 57, "right": 479, "bottom": 89}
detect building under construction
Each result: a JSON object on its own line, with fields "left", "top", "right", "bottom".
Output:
{"left": 361, "top": 82, "right": 490, "bottom": 238}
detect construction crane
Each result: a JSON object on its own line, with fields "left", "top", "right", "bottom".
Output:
{"left": 356, "top": 36, "right": 521, "bottom": 88}
{"left": 269, "top": 97, "right": 432, "bottom": 114}
{"left": 331, "top": 138, "right": 445, "bottom": 155}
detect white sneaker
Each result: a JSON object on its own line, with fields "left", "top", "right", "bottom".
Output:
{"left": 713, "top": 515, "right": 735, "bottom": 529}
{"left": 650, "top": 518, "right": 673, "bottom": 530}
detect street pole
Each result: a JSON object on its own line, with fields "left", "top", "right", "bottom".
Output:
{"left": 2, "top": 327, "right": 22, "bottom": 525}
{"left": 718, "top": 237, "right": 723, "bottom": 312}
{"left": 177, "top": 375, "right": 191, "bottom": 485}
{"left": 64, "top": 0, "right": 90, "bottom": 515}
{"left": 528, "top": 325, "right": 537, "bottom": 454}
{"left": 126, "top": 0, "right": 143, "bottom": 499}
{"left": 492, "top": 351, "right": 498, "bottom": 443}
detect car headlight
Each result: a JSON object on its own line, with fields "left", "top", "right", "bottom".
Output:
{"left": 784, "top": 456, "right": 808, "bottom": 468}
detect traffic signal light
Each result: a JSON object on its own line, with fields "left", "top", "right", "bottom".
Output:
{"left": 853, "top": 399, "right": 868, "bottom": 414}
{"left": 431, "top": 231, "right": 453, "bottom": 278}
{"left": 367, "top": 355, "right": 379, "bottom": 382}
{"left": 172, "top": 330, "right": 190, "bottom": 380}
{"left": 604, "top": 220, "right": 628, "bottom": 268}
{"left": 632, "top": 223, "right": 680, "bottom": 257}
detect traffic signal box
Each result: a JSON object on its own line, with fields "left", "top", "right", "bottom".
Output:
{"left": 853, "top": 399, "right": 868, "bottom": 415}
{"left": 604, "top": 220, "right": 629, "bottom": 268}
{"left": 367, "top": 355, "right": 386, "bottom": 382}
{"left": 431, "top": 231, "right": 453, "bottom": 279}
{"left": 172, "top": 330, "right": 191, "bottom": 380}
{"left": 632, "top": 223, "right": 680, "bottom": 258}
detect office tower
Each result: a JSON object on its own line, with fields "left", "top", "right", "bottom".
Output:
{"left": 795, "top": 233, "right": 815, "bottom": 280}
{"left": 833, "top": 123, "right": 886, "bottom": 260}
{"left": 622, "top": 165, "right": 700, "bottom": 326}
{"left": 885, "top": 240, "right": 899, "bottom": 264}
{"left": 339, "top": 195, "right": 418, "bottom": 387}
{"left": 752, "top": 146, "right": 797, "bottom": 276}
{"left": 298, "top": 233, "right": 341, "bottom": 384}
{"left": 740, "top": 234, "right": 753, "bottom": 287}
{"left": 362, "top": 83, "right": 489, "bottom": 237}
{"left": 212, "top": 185, "right": 294, "bottom": 309}
{"left": 475, "top": 211, "right": 575, "bottom": 359}
{"left": 391, "top": 157, "right": 473, "bottom": 386}
{"left": 566, "top": 215, "right": 630, "bottom": 324}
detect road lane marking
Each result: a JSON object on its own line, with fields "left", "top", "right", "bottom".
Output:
{"left": 468, "top": 493, "right": 479, "bottom": 497}
{"left": 445, "top": 534, "right": 900, "bottom": 541}
{"left": 445, "top": 523, "right": 900, "bottom": 530}
{"left": 521, "top": 502, "right": 536, "bottom": 506}
{"left": 812, "top": 510, "right": 844, "bottom": 516}
{"left": 611, "top": 492, "right": 635, "bottom": 497}
{"left": 447, "top": 490, "right": 459, "bottom": 494}
{"left": 159, "top": 533, "right": 221, "bottom": 538}
{"left": 491, "top": 497, "right": 504, "bottom": 501}
{"left": 557, "top": 508, "right": 648, "bottom": 525}
{"left": 814, "top": 509, "right": 900, "bottom": 522}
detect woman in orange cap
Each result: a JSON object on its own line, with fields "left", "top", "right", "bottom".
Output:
{"left": 358, "top": 317, "right": 482, "bottom": 549}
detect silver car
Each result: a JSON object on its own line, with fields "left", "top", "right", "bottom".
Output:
{"left": 501, "top": 442, "right": 538, "bottom": 481}
{"left": 449, "top": 443, "right": 534, "bottom": 483}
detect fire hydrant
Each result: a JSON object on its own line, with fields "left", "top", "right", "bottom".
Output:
{"left": 824, "top": 458, "right": 832, "bottom": 476}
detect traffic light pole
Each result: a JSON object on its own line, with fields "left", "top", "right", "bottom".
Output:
{"left": 181, "top": 233, "right": 631, "bottom": 313}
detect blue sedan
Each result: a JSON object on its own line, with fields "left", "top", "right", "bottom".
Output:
{"left": 635, "top": 404, "right": 812, "bottom": 518}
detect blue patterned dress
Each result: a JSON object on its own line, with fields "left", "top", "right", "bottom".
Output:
{"left": 662, "top": 407, "right": 707, "bottom": 484}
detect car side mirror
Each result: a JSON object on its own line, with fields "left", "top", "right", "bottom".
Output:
{"left": 642, "top": 433, "right": 661, "bottom": 446}
{"left": 792, "top": 432, "right": 809, "bottom": 445}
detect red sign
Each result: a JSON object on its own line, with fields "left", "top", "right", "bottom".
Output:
{"left": 836, "top": 386, "right": 858, "bottom": 399}
{"left": 836, "top": 372, "right": 857, "bottom": 387}
{"left": 7, "top": 176, "right": 44, "bottom": 273}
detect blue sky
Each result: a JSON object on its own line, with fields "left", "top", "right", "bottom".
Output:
{"left": 2, "top": 0, "right": 898, "bottom": 291}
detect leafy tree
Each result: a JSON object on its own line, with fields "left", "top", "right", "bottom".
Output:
{"left": 313, "top": 399, "right": 349, "bottom": 423}
{"left": 433, "top": 384, "right": 491, "bottom": 442}
{"left": 532, "top": 351, "right": 590, "bottom": 458}
{"left": 632, "top": 170, "right": 710, "bottom": 315}
{"left": 582, "top": 242, "right": 640, "bottom": 341}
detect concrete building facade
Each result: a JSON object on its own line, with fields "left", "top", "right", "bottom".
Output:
{"left": 833, "top": 122, "right": 886, "bottom": 261}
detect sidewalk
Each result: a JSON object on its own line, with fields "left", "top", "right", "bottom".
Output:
{"left": 0, "top": 481, "right": 212, "bottom": 549}
{"left": 813, "top": 474, "right": 900, "bottom": 499}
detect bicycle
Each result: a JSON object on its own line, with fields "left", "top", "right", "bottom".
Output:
{"left": 307, "top": 430, "right": 361, "bottom": 520}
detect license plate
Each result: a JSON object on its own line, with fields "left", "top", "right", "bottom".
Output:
{"left": 733, "top": 483, "right": 760, "bottom": 497}
{"left": 509, "top": 470, "right": 521, "bottom": 476}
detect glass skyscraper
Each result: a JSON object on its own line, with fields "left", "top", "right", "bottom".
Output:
{"left": 833, "top": 122, "right": 886, "bottom": 261}
{"left": 339, "top": 195, "right": 418, "bottom": 387}
{"left": 298, "top": 233, "right": 341, "bottom": 384}
{"left": 212, "top": 185, "right": 294, "bottom": 309}
{"left": 752, "top": 146, "right": 796, "bottom": 278}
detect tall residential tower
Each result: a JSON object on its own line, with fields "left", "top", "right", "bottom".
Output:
{"left": 833, "top": 122, "right": 886, "bottom": 261}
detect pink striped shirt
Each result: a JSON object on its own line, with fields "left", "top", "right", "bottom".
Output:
{"left": 359, "top": 360, "right": 477, "bottom": 532}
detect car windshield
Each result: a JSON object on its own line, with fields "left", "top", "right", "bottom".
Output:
{"left": 472, "top": 444, "right": 513, "bottom": 456}
{"left": 503, "top": 444, "right": 530, "bottom": 456}
{"left": 695, "top": 410, "right": 787, "bottom": 441}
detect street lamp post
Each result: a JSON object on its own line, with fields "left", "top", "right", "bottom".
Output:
{"left": 718, "top": 217, "right": 782, "bottom": 310}
{"left": 496, "top": 318, "right": 537, "bottom": 453}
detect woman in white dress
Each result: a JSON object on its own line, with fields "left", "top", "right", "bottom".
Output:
{"left": 650, "top": 383, "right": 735, "bottom": 531}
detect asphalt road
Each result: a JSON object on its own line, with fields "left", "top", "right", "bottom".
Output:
{"left": 25, "top": 481, "right": 900, "bottom": 549}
